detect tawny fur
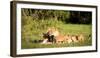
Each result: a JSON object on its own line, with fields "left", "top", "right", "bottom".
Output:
{"left": 47, "top": 27, "right": 67, "bottom": 43}
{"left": 65, "top": 35, "right": 72, "bottom": 43}
{"left": 71, "top": 35, "right": 78, "bottom": 42}
{"left": 44, "top": 27, "right": 84, "bottom": 44}
{"left": 47, "top": 27, "right": 59, "bottom": 36}
{"left": 78, "top": 34, "right": 84, "bottom": 42}
{"left": 55, "top": 35, "right": 67, "bottom": 43}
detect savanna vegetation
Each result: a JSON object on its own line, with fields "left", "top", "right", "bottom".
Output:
{"left": 21, "top": 8, "right": 92, "bottom": 49}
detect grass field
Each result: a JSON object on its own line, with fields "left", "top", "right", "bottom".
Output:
{"left": 21, "top": 23, "right": 92, "bottom": 49}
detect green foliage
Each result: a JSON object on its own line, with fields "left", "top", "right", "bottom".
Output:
{"left": 21, "top": 8, "right": 70, "bottom": 21}
{"left": 21, "top": 16, "right": 64, "bottom": 40}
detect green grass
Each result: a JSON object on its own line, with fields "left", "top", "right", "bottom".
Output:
{"left": 21, "top": 21, "right": 92, "bottom": 49}
{"left": 57, "top": 23, "right": 91, "bottom": 35}
{"left": 22, "top": 37, "right": 92, "bottom": 49}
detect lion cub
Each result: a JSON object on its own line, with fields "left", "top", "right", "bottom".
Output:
{"left": 65, "top": 34, "right": 84, "bottom": 43}
{"left": 77, "top": 34, "right": 84, "bottom": 42}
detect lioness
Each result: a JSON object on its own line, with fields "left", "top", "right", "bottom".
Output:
{"left": 46, "top": 27, "right": 59, "bottom": 43}
{"left": 46, "top": 27, "right": 68, "bottom": 44}
{"left": 47, "top": 27, "right": 59, "bottom": 37}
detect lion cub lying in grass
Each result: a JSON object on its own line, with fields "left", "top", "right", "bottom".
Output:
{"left": 66, "top": 34, "right": 84, "bottom": 43}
